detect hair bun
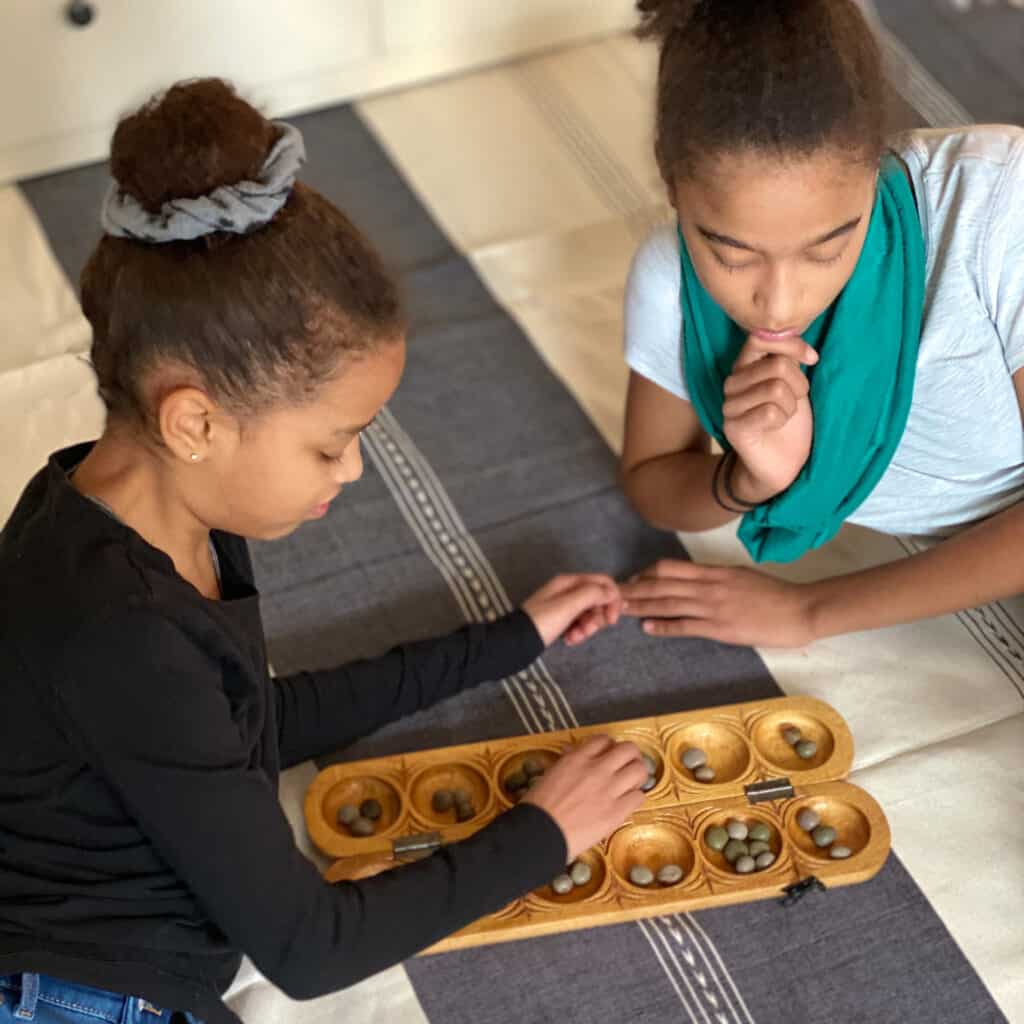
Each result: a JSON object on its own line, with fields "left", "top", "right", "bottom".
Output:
{"left": 110, "top": 78, "right": 278, "bottom": 215}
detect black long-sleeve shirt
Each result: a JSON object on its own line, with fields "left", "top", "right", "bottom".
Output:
{"left": 0, "top": 446, "right": 565, "bottom": 1023}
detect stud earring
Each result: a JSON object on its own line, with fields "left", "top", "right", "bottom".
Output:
{"left": 189, "top": 453, "right": 199, "bottom": 462}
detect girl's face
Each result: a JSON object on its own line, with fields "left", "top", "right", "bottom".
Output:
{"left": 202, "top": 338, "right": 406, "bottom": 540}
{"left": 674, "top": 149, "right": 878, "bottom": 340}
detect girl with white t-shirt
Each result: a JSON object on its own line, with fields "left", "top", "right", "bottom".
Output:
{"left": 616, "top": 0, "right": 1024, "bottom": 648}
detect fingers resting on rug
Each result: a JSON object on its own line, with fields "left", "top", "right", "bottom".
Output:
{"left": 620, "top": 559, "right": 816, "bottom": 649}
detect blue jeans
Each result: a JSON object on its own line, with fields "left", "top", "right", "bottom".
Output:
{"left": 0, "top": 975, "right": 202, "bottom": 1024}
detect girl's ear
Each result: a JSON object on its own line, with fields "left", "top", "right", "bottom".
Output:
{"left": 158, "top": 387, "right": 223, "bottom": 465}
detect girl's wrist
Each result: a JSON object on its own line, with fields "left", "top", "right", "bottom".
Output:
{"left": 729, "top": 457, "right": 784, "bottom": 506}
{"left": 800, "top": 578, "right": 839, "bottom": 643}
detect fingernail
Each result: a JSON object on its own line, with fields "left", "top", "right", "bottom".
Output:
{"left": 643, "top": 621, "right": 655, "bottom": 634}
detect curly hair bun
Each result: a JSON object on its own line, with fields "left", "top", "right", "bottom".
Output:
{"left": 110, "top": 78, "right": 278, "bottom": 215}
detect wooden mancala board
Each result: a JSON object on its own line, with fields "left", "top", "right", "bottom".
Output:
{"left": 304, "top": 695, "right": 890, "bottom": 954}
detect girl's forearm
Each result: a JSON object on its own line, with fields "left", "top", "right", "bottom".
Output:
{"left": 806, "top": 501, "right": 1024, "bottom": 639}
{"left": 621, "top": 451, "right": 737, "bottom": 532}
{"left": 621, "top": 451, "right": 780, "bottom": 533}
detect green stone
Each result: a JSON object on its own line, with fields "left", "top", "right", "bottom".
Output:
{"left": 734, "top": 855, "right": 756, "bottom": 875}
{"left": 755, "top": 851, "right": 776, "bottom": 870}
{"left": 523, "top": 758, "right": 544, "bottom": 778}
{"left": 748, "top": 822, "right": 772, "bottom": 843}
{"left": 640, "top": 775, "right": 657, "bottom": 793}
{"left": 782, "top": 726, "right": 802, "bottom": 746}
{"left": 830, "top": 845, "right": 853, "bottom": 860}
{"left": 642, "top": 754, "right": 657, "bottom": 775}
{"left": 505, "top": 772, "right": 528, "bottom": 793}
{"left": 694, "top": 765, "right": 716, "bottom": 783}
{"left": 705, "top": 826, "right": 729, "bottom": 852}
{"left": 349, "top": 816, "right": 375, "bottom": 837}
{"left": 681, "top": 747, "right": 707, "bottom": 770}
{"left": 360, "top": 799, "right": 382, "bottom": 821}
{"left": 337, "top": 804, "right": 359, "bottom": 826}
{"left": 812, "top": 825, "right": 837, "bottom": 848}
{"left": 431, "top": 790, "right": 454, "bottom": 813}
{"left": 455, "top": 803, "right": 476, "bottom": 823}
{"left": 657, "top": 864, "right": 684, "bottom": 885}
{"left": 726, "top": 819, "right": 748, "bottom": 841}
{"left": 795, "top": 739, "right": 818, "bottom": 760}
{"left": 570, "top": 861, "right": 592, "bottom": 887}
{"left": 748, "top": 841, "right": 770, "bottom": 858}
{"left": 551, "top": 874, "right": 573, "bottom": 895}
{"left": 629, "top": 865, "right": 655, "bottom": 887}
{"left": 723, "top": 839, "right": 749, "bottom": 864}
{"left": 796, "top": 808, "right": 820, "bottom": 832}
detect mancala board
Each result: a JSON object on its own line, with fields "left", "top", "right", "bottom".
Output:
{"left": 304, "top": 695, "right": 890, "bottom": 953}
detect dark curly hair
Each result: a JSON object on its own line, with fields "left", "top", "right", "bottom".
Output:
{"left": 637, "top": 0, "right": 886, "bottom": 186}
{"left": 81, "top": 78, "right": 404, "bottom": 428}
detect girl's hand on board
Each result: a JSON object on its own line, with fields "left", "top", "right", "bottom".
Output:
{"left": 620, "top": 559, "right": 817, "bottom": 649}
{"left": 522, "top": 736, "right": 647, "bottom": 861}
{"left": 523, "top": 574, "right": 622, "bottom": 647}
{"left": 722, "top": 335, "right": 817, "bottom": 503}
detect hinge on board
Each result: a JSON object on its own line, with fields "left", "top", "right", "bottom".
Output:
{"left": 393, "top": 831, "right": 442, "bottom": 861}
{"left": 744, "top": 777, "right": 794, "bottom": 804}
{"left": 779, "top": 876, "right": 826, "bottom": 907}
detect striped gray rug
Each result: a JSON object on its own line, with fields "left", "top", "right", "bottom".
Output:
{"left": 18, "top": 11, "right": 1020, "bottom": 1021}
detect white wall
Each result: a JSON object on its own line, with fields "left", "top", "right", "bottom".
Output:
{"left": 0, "top": 0, "right": 636, "bottom": 184}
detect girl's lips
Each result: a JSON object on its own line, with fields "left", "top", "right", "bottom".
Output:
{"left": 308, "top": 492, "right": 340, "bottom": 519}
{"left": 752, "top": 327, "right": 800, "bottom": 340}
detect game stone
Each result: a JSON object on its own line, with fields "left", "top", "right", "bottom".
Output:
{"left": 812, "top": 825, "right": 837, "bottom": 848}
{"left": 551, "top": 874, "right": 573, "bottom": 895}
{"left": 797, "top": 807, "right": 820, "bottom": 832}
{"left": 681, "top": 747, "right": 707, "bottom": 770}
{"left": 705, "top": 826, "right": 729, "bottom": 852}
{"left": 359, "top": 799, "right": 382, "bottom": 821}
{"left": 726, "top": 819, "right": 749, "bottom": 840}
{"left": 657, "top": 864, "right": 684, "bottom": 885}
{"left": 431, "top": 789, "right": 454, "bottom": 813}
{"left": 570, "top": 861, "right": 592, "bottom": 887}
{"left": 629, "top": 865, "right": 655, "bottom": 887}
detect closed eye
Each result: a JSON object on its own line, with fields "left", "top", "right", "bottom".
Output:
{"left": 711, "top": 249, "right": 758, "bottom": 273}
{"left": 806, "top": 250, "right": 845, "bottom": 266}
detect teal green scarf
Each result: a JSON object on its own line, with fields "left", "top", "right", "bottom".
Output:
{"left": 680, "top": 157, "right": 926, "bottom": 563}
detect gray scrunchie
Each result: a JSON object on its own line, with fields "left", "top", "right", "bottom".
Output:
{"left": 100, "top": 121, "right": 306, "bottom": 243}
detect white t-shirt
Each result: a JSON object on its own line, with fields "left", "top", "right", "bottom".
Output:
{"left": 624, "top": 126, "right": 1024, "bottom": 538}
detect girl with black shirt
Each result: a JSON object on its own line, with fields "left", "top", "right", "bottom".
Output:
{"left": 0, "top": 79, "right": 647, "bottom": 1024}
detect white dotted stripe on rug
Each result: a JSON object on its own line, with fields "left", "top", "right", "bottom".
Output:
{"left": 362, "top": 406, "right": 755, "bottom": 1024}
{"left": 504, "top": 58, "right": 780, "bottom": 1024}
{"left": 363, "top": 410, "right": 576, "bottom": 734}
